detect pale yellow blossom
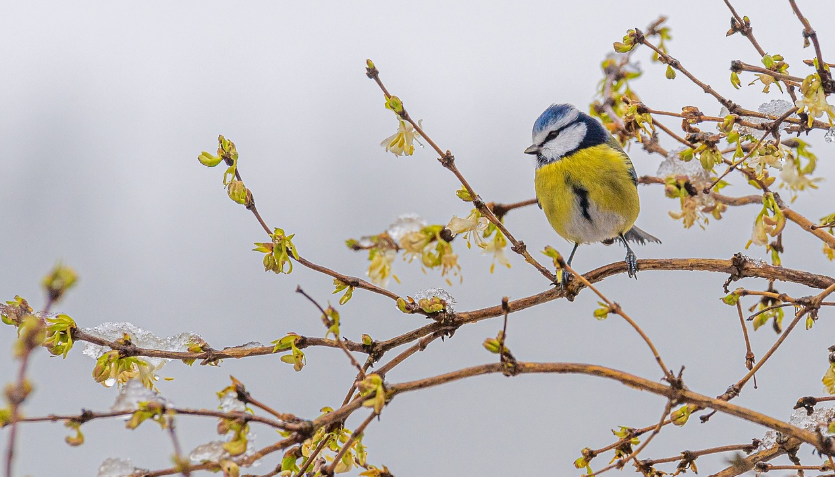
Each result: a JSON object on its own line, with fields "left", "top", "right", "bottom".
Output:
{"left": 780, "top": 163, "right": 822, "bottom": 192}
{"left": 446, "top": 210, "right": 489, "bottom": 248}
{"left": 380, "top": 119, "right": 423, "bottom": 156}
{"left": 398, "top": 231, "right": 430, "bottom": 262}
{"left": 483, "top": 232, "right": 511, "bottom": 272}
{"left": 795, "top": 74, "right": 835, "bottom": 126}
{"left": 367, "top": 249, "right": 397, "bottom": 287}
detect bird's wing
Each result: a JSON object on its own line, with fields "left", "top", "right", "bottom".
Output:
{"left": 605, "top": 136, "right": 638, "bottom": 186}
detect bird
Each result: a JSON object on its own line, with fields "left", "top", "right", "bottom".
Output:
{"left": 523, "top": 103, "right": 660, "bottom": 281}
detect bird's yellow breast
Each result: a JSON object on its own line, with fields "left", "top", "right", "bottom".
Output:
{"left": 534, "top": 144, "right": 640, "bottom": 244}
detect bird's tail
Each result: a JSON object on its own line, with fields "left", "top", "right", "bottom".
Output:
{"left": 622, "top": 225, "right": 661, "bottom": 245}
{"left": 602, "top": 226, "right": 661, "bottom": 246}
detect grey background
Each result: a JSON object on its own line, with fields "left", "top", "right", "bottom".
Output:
{"left": 1, "top": 1, "right": 834, "bottom": 475}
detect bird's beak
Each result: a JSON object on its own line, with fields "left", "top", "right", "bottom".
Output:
{"left": 523, "top": 144, "right": 540, "bottom": 155}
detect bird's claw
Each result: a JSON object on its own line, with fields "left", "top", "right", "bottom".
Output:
{"left": 625, "top": 250, "right": 638, "bottom": 279}
{"left": 553, "top": 269, "right": 573, "bottom": 289}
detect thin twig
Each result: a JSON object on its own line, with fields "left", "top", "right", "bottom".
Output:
{"left": 590, "top": 400, "right": 673, "bottom": 476}
{"left": 723, "top": 0, "right": 767, "bottom": 56}
{"left": 736, "top": 301, "right": 755, "bottom": 371}
{"left": 788, "top": 0, "right": 833, "bottom": 92}
{"left": 322, "top": 411, "right": 377, "bottom": 476}
{"left": 296, "top": 286, "right": 365, "bottom": 378}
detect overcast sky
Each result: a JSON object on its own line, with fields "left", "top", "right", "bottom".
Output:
{"left": 1, "top": 1, "right": 834, "bottom": 476}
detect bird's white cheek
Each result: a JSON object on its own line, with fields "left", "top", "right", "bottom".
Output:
{"left": 543, "top": 122, "right": 587, "bottom": 159}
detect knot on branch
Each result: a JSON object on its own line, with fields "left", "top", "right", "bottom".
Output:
{"left": 723, "top": 253, "right": 749, "bottom": 293}
{"left": 510, "top": 241, "right": 526, "bottom": 255}
{"left": 665, "top": 367, "right": 686, "bottom": 404}
{"left": 76, "top": 409, "right": 95, "bottom": 424}
{"left": 720, "top": 384, "right": 740, "bottom": 401}
{"left": 200, "top": 349, "right": 222, "bottom": 366}
{"left": 794, "top": 396, "right": 817, "bottom": 415}
{"left": 244, "top": 189, "right": 255, "bottom": 210}
{"left": 120, "top": 343, "right": 140, "bottom": 358}
{"left": 438, "top": 151, "right": 454, "bottom": 168}
{"left": 296, "top": 420, "right": 315, "bottom": 439}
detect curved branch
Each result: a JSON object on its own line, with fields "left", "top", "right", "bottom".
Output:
{"left": 387, "top": 362, "right": 831, "bottom": 454}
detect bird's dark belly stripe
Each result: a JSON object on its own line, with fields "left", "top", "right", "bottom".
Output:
{"left": 571, "top": 185, "right": 592, "bottom": 222}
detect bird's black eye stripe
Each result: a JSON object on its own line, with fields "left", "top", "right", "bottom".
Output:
{"left": 540, "top": 124, "right": 569, "bottom": 146}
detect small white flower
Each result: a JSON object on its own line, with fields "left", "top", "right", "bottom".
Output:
{"left": 367, "top": 249, "right": 397, "bottom": 287}
{"left": 780, "top": 164, "right": 822, "bottom": 191}
{"left": 380, "top": 120, "right": 423, "bottom": 156}
{"left": 795, "top": 76, "right": 835, "bottom": 126}
{"left": 446, "top": 210, "right": 489, "bottom": 248}
{"left": 749, "top": 216, "right": 772, "bottom": 247}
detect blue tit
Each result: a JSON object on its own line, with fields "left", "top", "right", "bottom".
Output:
{"left": 523, "top": 103, "right": 660, "bottom": 279}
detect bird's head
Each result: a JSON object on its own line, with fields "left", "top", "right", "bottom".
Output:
{"left": 524, "top": 103, "right": 608, "bottom": 166}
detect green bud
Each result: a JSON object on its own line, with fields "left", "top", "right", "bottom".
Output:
{"left": 613, "top": 41, "right": 633, "bottom": 53}
{"left": 455, "top": 186, "right": 473, "bottom": 202}
{"left": 483, "top": 337, "right": 501, "bottom": 354}
{"left": 721, "top": 115, "right": 736, "bottom": 133}
{"left": 665, "top": 64, "right": 676, "bottom": 79}
{"left": 593, "top": 302, "right": 610, "bottom": 320}
{"left": 227, "top": 180, "right": 247, "bottom": 205}
{"left": 385, "top": 96, "right": 404, "bottom": 114}
{"left": 721, "top": 292, "right": 740, "bottom": 305}
{"left": 730, "top": 71, "right": 741, "bottom": 89}
{"left": 198, "top": 151, "right": 223, "bottom": 167}
{"left": 671, "top": 405, "right": 691, "bottom": 426}
{"left": 42, "top": 264, "right": 78, "bottom": 303}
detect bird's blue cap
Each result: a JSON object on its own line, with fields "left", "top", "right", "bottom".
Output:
{"left": 532, "top": 104, "right": 579, "bottom": 135}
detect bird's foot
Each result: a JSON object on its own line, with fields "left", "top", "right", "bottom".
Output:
{"left": 552, "top": 269, "right": 573, "bottom": 289}
{"left": 625, "top": 250, "right": 638, "bottom": 279}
